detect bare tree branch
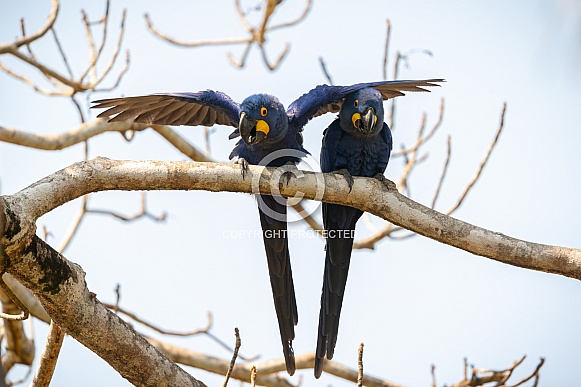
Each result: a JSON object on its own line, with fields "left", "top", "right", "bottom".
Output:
{"left": 318, "top": 56, "right": 334, "bottom": 85}
{"left": 0, "top": 225, "right": 205, "bottom": 386}
{"left": 145, "top": 0, "right": 311, "bottom": 71}
{"left": 0, "top": 275, "right": 29, "bottom": 321}
{"left": 3, "top": 158, "right": 580, "bottom": 282}
{"left": 382, "top": 20, "right": 391, "bottom": 80}
{"left": 30, "top": 321, "right": 64, "bottom": 387}
{"left": 448, "top": 355, "right": 544, "bottom": 387}
{"left": 0, "top": 0, "right": 59, "bottom": 53}
{"left": 445, "top": 102, "right": 507, "bottom": 215}
{"left": 357, "top": 343, "right": 364, "bottom": 387}
{"left": 222, "top": 328, "right": 241, "bottom": 387}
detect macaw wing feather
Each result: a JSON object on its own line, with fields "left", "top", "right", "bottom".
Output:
{"left": 92, "top": 90, "right": 240, "bottom": 128}
{"left": 287, "top": 79, "right": 444, "bottom": 132}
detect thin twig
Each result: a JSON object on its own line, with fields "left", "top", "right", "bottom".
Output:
{"left": 382, "top": 20, "right": 391, "bottom": 80}
{"left": 250, "top": 365, "right": 257, "bottom": 387}
{"left": 145, "top": 0, "right": 311, "bottom": 71}
{"left": 269, "top": 0, "right": 313, "bottom": 31}
{"left": 445, "top": 102, "right": 506, "bottom": 215}
{"left": 57, "top": 195, "right": 88, "bottom": 254}
{"left": 90, "top": 9, "right": 128, "bottom": 88}
{"left": 356, "top": 343, "right": 364, "bottom": 387}
{"left": 222, "top": 328, "right": 241, "bottom": 387}
{"left": 319, "top": 56, "right": 334, "bottom": 85}
{"left": 227, "top": 41, "right": 253, "bottom": 68}
{"left": 0, "top": 0, "right": 59, "bottom": 52}
{"left": 392, "top": 98, "right": 445, "bottom": 157}
{"left": 0, "top": 63, "right": 65, "bottom": 96}
{"left": 289, "top": 202, "right": 323, "bottom": 236}
{"left": 50, "top": 27, "right": 73, "bottom": 78}
{"left": 258, "top": 42, "right": 290, "bottom": 71}
{"left": 101, "top": 303, "right": 213, "bottom": 337}
{"left": 0, "top": 274, "right": 29, "bottom": 321}
{"left": 144, "top": 13, "right": 251, "bottom": 47}
{"left": 431, "top": 135, "right": 451, "bottom": 209}
{"left": 20, "top": 18, "right": 36, "bottom": 60}
{"left": 31, "top": 321, "right": 65, "bottom": 387}
{"left": 431, "top": 364, "right": 436, "bottom": 387}
{"left": 85, "top": 192, "right": 167, "bottom": 222}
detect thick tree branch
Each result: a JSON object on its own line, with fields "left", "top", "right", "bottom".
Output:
{"left": 0, "top": 158, "right": 566, "bottom": 385}
{"left": 0, "top": 205, "right": 205, "bottom": 386}
{"left": 3, "top": 157, "right": 580, "bottom": 281}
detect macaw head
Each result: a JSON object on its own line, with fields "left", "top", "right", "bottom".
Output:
{"left": 238, "top": 94, "right": 288, "bottom": 146}
{"left": 339, "top": 88, "right": 385, "bottom": 138}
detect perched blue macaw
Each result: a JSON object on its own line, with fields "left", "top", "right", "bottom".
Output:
{"left": 314, "top": 83, "right": 444, "bottom": 377}
{"left": 91, "top": 79, "right": 442, "bottom": 376}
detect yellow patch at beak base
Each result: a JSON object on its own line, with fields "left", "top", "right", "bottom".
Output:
{"left": 256, "top": 120, "right": 270, "bottom": 136}
{"left": 351, "top": 113, "right": 361, "bottom": 128}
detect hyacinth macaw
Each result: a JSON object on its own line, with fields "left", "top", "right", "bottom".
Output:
{"left": 314, "top": 82, "right": 444, "bottom": 377}
{"left": 91, "top": 79, "right": 442, "bottom": 375}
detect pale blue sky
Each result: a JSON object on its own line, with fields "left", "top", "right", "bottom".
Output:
{"left": 1, "top": 1, "right": 581, "bottom": 386}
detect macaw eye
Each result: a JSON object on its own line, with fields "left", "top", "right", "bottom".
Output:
{"left": 260, "top": 107, "right": 268, "bottom": 117}
{"left": 354, "top": 99, "right": 358, "bottom": 108}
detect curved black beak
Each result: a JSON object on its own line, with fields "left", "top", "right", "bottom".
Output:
{"left": 239, "top": 112, "right": 266, "bottom": 145}
{"left": 359, "top": 107, "right": 376, "bottom": 135}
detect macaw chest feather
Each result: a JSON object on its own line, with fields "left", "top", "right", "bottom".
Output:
{"left": 334, "top": 137, "right": 389, "bottom": 177}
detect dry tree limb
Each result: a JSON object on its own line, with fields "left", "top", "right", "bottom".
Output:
{"left": 101, "top": 302, "right": 213, "bottom": 338}
{"left": 0, "top": 0, "right": 59, "bottom": 53}
{"left": 4, "top": 158, "right": 580, "bottom": 290}
{"left": 392, "top": 98, "right": 445, "bottom": 158}
{"left": 0, "top": 119, "right": 205, "bottom": 158}
{"left": 353, "top": 101, "right": 503, "bottom": 250}
{"left": 431, "top": 364, "right": 437, "bottom": 387}
{"left": 431, "top": 135, "right": 452, "bottom": 209}
{"left": 319, "top": 56, "right": 334, "bottom": 85}
{"left": 86, "top": 192, "right": 167, "bottom": 222}
{"left": 144, "top": 13, "right": 252, "bottom": 47}
{"left": 357, "top": 343, "right": 364, "bottom": 387}
{"left": 382, "top": 20, "right": 391, "bottom": 81}
{"left": 0, "top": 1, "right": 129, "bottom": 96}
{"left": 448, "top": 355, "right": 544, "bottom": 387}
{"left": 101, "top": 301, "right": 258, "bottom": 362}
{"left": 389, "top": 48, "right": 433, "bottom": 131}
{"left": 0, "top": 275, "right": 29, "bottom": 321}
{"left": 445, "top": 102, "right": 507, "bottom": 215}
{"left": 222, "top": 328, "right": 241, "bottom": 387}
{"left": 250, "top": 365, "right": 257, "bottom": 387}
{"left": 0, "top": 226, "right": 204, "bottom": 385}
{"left": 2, "top": 275, "right": 49, "bottom": 323}
{"left": 0, "top": 294, "right": 34, "bottom": 373}
{"left": 145, "top": 336, "right": 293, "bottom": 387}
{"left": 50, "top": 27, "right": 73, "bottom": 79}
{"left": 2, "top": 158, "right": 574, "bottom": 385}
{"left": 30, "top": 321, "right": 64, "bottom": 387}
{"left": 0, "top": 64, "right": 62, "bottom": 96}
{"left": 145, "top": 0, "right": 311, "bottom": 71}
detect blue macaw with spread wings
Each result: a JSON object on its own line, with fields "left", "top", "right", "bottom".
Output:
{"left": 91, "top": 79, "right": 442, "bottom": 375}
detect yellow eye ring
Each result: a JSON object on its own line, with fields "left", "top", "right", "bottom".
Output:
{"left": 260, "top": 107, "right": 268, "bottom": 117}
{"left": 354, "top": 99, "right": 358, "bottom": 108}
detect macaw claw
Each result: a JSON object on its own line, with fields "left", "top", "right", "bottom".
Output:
{"left": 237, "top": 157, "right": 249, "bottom": 179}
{"left": 374, "top": 173, "right": 395, "bottom": 190}
{"left": 335, "top": 169, "right": 354, "bottom": 193}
